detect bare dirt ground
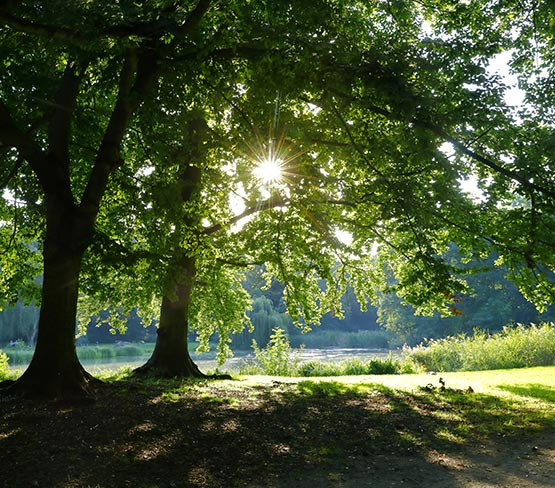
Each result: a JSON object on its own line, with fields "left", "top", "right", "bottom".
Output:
{"left": 0, "top": 377, "right": 554, "bottom": 488}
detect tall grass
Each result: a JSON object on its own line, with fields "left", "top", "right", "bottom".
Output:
{"left": 407, "top": 322, "right": 555, "bottom": 372}
{"left": 238, "top": 328, "right": 418, "bottom": 376}
{"left": 0, "top": 350, "right": 8, "bottom": 379}
{"left": 289, "top": 330, "right": 391, "bottom": 349}
{"left": 3, "top": 342, "right": 157, "bottom": 365}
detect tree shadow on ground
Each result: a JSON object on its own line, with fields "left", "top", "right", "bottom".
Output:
{"left": 1, "top": 376, "right": 554, "bottom": 488}
{"left": 497, "top": 383, "right": 555, "bottom": 404}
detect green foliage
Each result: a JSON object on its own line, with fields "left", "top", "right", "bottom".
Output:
{"left": 408, "top": 323, "right": 555, "bottom": 372}
{"left": 289, "top": 329, "right": 391, "bottom": 349}
{"left": 296, "top": 355, "right": 419, "bottom": 377}
{"left": 376, "top": 249, "right": 555, "bottom": 346}
{"left": 0, "top": 301, "right": 39, "bottom": 344}
{"left": 231, "top": 295, "right": 292, "bottom": 349}
{"left": 0, "top": 350, "right": 9, "bottom": 379}
{"left": 241, "top": 327, "right": 302, "bottom": 376}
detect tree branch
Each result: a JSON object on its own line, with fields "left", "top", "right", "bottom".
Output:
{"left": 0, "top": 10, "right": 85, "bottom": 41}
{"left": 327, "top": 88, "right": 555, "bottom": 200}
{"left": 172, "top": 0, "right": 212, "bottom": 39}
{"left": 204, "top": 195, "right": 287, "bottom": 236}
{"left": 0, "top": 154, "right": 24, "bottom": 190}
{"left": 0, "top": 100, "right": 52, "bottom": 190}
{"left": 48, "top": 59, "right": 88, "bottom": 175}
{"left": 1, "top": 0, "right": 213, "bottom": 42}
{"left": 80, "top": 46, "right": 159, "bottom": 214}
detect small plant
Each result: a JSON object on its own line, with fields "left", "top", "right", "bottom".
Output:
{"left": 0, "top": 350, "right": 9, "bottom": 379}
{"left": 246, "top": 328, "right": 302, "bottom": 376}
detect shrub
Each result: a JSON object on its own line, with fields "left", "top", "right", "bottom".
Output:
{"left": 4, "top": 349, "right": 34, "bottom": 365}
{"left": 0, "top": 350, "right": 9, "bottom": 379}
{"left": 407, "top": 322, "right": 555, "bottom": 372}
{"left": 239, "top": 328, "right": 302, "bottom": 376}
{"left": 115, "top": 345, "right": 142, "bottom": 357}
{"left": 295, "top": 354, "right": 419, "bottom": 377}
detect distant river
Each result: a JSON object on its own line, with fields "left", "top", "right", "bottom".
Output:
{"left": 8, "top": 348, "right": 401, "bottom": 374}
{"left": 79, "top": 348, "right": 401, "bottom": 374}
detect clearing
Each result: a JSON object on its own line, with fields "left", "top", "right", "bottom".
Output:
{"left": 1, "top": 367, "right": 554, "bottom": 487}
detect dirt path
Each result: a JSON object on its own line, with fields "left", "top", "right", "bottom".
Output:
{"left": 1, "top": 378, "right": 554, "bottom": 488}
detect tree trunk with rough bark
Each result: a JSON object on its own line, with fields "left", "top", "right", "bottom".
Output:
{"left": 2, "top": 199, "right": 100, "bottom": 398}
{"left": 135, "top": 256, "right": 207, "bottom": 377}
{"left": 136, "top": 119, "right": 229, "bottom": 379}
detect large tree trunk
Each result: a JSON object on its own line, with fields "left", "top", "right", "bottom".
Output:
{"left": 2, "top": 200, "right": 100, "bottom": 399}
{"left": 135, "top": 257, "right": 206, "bottom": 377}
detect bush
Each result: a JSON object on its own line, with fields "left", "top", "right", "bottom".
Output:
{"left": 238, "top": 328, "right": 302, "bottom": 376}
{"left": 238, "top": 331, "right": 419, "bottom": 377}
{"left": 114, "top": 345, "right": 142, "bottom": 357}
{"left": 0, "top": 350, "right": 9, "bottom": 379}
{"left": 407, "top": 322, "right": 555, "bottom": 372}
{"left": 4, "top": 349, "right": 34, "bottom": 365}
{"left": 295, "top": 354, "right": 418, "bottom": 377}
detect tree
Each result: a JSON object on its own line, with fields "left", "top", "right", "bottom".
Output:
{"left": 1, "top": 0, "right": 554, "bottom": 395}
{"left": 0, "top": 0, "right": 219, "bottom": 396}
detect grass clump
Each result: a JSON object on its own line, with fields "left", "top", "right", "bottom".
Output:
{"left": 239, "top": 328, "right": 302, "bottom": 376}
{"left": 238, "top": 328, "right": 419, "bottom": 377}
{"left": 407, "top": 322, "right": 555, "bottom": 372}
{"left": 0, "top": 350, "right": 9, "bottom": 379}
{"left": 296, "top": 355, "right": 418, "bottom": 377}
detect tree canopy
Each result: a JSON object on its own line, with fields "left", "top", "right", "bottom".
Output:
{"left": 0, "top": 0, "right": 553, "bottom": 396}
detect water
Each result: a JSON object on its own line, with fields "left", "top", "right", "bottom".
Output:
{"left": 81, "top": 348, "right": 400, "bottom": 374}
{"left": 8, "top": 348, "right": 401, "bottom": 374}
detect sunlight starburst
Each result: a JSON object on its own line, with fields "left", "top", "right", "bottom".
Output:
{"left": 253, "top": 156, "right": 284, "bottom": 186}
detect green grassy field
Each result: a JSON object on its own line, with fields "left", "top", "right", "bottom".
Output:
{"left": 2, "top": 365, "right": 554, "bottom": 487}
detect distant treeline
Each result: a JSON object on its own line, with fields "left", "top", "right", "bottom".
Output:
{"left": 2, "top": 254, "right": 555, "bottom": 348}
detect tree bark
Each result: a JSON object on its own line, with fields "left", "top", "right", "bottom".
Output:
{"left": 2, "top": 198, "right": 101, "bottom": 399}
{"left": 135, "top": 256, "right": 208, "bottom": 377}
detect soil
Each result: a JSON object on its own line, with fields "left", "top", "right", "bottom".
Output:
{"left": 0, "top": 376, "right": 553, "bottom": 488}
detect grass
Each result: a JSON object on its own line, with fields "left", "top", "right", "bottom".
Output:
{"left": 237, "top": 365, "right": 555, "bottom": 440}
{"left": 289, "top": 329, "right": 392, "bottom": 349}
{"left": 1, "top": 341, "right": 202, "bottom": 366}
{"left": 2, "top": 365, "right": 555, "bottom": 487}
{"left": 406, "top": 322, "right": 555, "bottom": 372}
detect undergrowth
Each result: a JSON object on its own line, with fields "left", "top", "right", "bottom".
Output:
{"left": 0, "top": 350, "right": 8, "bottom": 379}
{"left": 407, "top": 322, "right": 555, "bottom": 372}
{"left": 238, "top": 328, "right": 419, "bottom": 376}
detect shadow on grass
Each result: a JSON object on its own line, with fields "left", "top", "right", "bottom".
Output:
{"left": 497, "top": 383, "right": 555, "bottom": 404}
{"left": 1, "top": 376, "right": 554, "bottom": 488}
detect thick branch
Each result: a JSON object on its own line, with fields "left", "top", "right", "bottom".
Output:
{"left": 326, "top": 89, "right": 555, "bottom": 200}
{"left": 1, "top": 0, "right": 212, "bottom": 42}
{"left": 48, "top": 59, "right": 87, "bottom": 174}
{"left": 0, "top": 154, "right": 24, "bottom": 190}
{"left": 172, "top": 0, "right": 212, "bottom": 39}
{"left": 0, "top": 101, "right": 54, "bottom": 190}
{"left": 204, "top": 196, "right": 287, "bottom": 236}
{"left": 80, "top": 47, "right": 159, "bottom": 214}
{"left": 0, "top": 10, "right": 84, "bottom": 41}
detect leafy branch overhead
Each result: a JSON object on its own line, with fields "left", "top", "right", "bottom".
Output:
{"left": 0, "top": 0, "right": 553, "bottom": 394}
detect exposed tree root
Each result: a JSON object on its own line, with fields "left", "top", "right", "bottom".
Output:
{"left": 134, "top": 353, "right": 231, "bottom": 380}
